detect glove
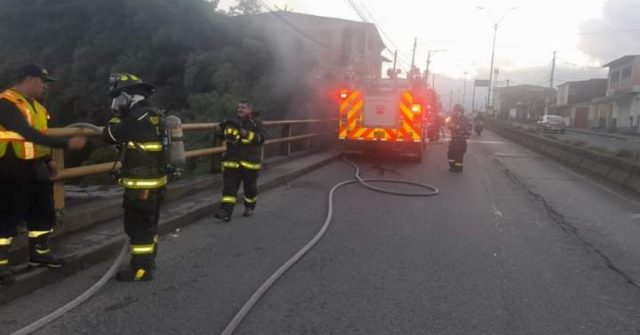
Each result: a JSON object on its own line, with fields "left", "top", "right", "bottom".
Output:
{"left": 224, "top": 126, "right": 241, "bottom": 143}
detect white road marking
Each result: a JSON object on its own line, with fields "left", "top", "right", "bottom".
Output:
{"left": 468, "top": 140, "right": 506, "bottom": 144}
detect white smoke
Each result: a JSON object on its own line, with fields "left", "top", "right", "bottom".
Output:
{"left": 577, "top": 0, "right": 640, "bottom": 63}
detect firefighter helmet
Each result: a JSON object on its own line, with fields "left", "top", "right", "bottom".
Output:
{"left": 453, "top": 104, "right": 464, "bottom": 114}
{"left": 109, "top": 73, "right": 155, "bottom": 98}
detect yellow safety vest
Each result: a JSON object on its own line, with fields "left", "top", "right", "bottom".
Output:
{"left": 0, "top": 89, "right": 51, "bottom": 160}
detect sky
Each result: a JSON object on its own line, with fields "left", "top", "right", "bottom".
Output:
{"left": 220, "top": 0, "right": 640, "bottom": 105}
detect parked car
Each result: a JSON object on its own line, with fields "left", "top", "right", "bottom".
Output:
{"left": 537, "top": 115, "right": 567, "bottom": 134}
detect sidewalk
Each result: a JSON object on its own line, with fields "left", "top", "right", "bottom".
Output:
{"left": 0, "top": 150, "right": 340, "bottom": 305}
{"left": 502, "top": 120, "right": 640, "bottom": 154}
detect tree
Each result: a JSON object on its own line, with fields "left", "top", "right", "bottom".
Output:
{"left": 229, "top": 0, "right": 262, "bottom": 16}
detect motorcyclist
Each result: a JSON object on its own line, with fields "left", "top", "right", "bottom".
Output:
{"left": 446, "top": 104, "right": 471, "bottom": 172}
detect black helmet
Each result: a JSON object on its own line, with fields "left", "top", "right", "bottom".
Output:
{"left": 109, "top": 73, "right": 155, "bottom": 98}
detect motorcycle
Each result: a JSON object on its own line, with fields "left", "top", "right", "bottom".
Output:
{"left": 474, "top": 121, "right": 484, "bottom": 136}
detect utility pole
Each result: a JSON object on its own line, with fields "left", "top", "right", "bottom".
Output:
{"left": 471, "top": 81, "right": 477, "bottom": 113}
{"left": 425, "top": 49, "right": 446, "bottom": 86}
{"left": 550, "top": 51, "right": 557, "bottom": 89}
{"left": 506, "top": 79, "right": 510, "bottom": 87}
{"left": 544, "top": 51, "right": 557, "bottom": 116}
{"left": 478, "top": 5, "right": 518, "bottom": 114}
{"left": 425, "top": 51, "right": 432, "bottom": 84}
{"left": 462, "top": 71, "right": 468, "bottom": 111}
{"left": 410, "top": 37, "right": 417, "bottom": 72}
{"left": 487, "top": 23, "right": 498, "bottom": 114}
{"left": 392, "top": 50, "right": 397, "bottom": 73}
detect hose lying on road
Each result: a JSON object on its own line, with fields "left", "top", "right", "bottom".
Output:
{"left": 220, "top": 155, "right": 439, "bottom": 335}
{"left": 10, "top": 244, "right": 128, "bottom": 335}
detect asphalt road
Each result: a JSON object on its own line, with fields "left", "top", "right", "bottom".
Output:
{"left": 3, "top": 131, "right": 640, "bottom": 334}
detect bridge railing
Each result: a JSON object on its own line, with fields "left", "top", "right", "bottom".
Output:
{"left": 48, "top": 119, "right": 336, "bottom": 211}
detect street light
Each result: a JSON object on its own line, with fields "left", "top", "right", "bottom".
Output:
{"left": 477, "top": 6, "right": 517, "bottom": 115}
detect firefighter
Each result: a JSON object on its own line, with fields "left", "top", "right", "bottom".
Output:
{"left": 447, "top": 104, "right": 471, "bottom": 172}
{"left": 214, "top": 101, "right": 267, "bottom": 222}
{"left": 103, "top": 73, "right": 166, "bottom": 282}
{"left": 0, "top": 64, "right": 87, "bottom": 285}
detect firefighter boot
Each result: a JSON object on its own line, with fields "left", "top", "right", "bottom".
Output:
{"left": 453, "top": 162, "right": 464, "bottom": 173}
{"left": 448, "top": 160, "right": 456, "bottom": 172}
{"left": 0, "top": 244, "right": 15, "bottom": 285}
{"left": 116, "top": 255, "right": 154, "bottom": 282}
{"left": 29, "top": 235, "right": 65, "bottom": 269}
{"left": 214, "top": 208, "right": 232, "bottom": 222}
{"left": 243, "top": 208, "right": 255, "bottom": 217}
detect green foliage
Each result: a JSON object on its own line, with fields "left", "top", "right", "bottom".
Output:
{"left": 229, "top": 0, "right": 262, "bottom": 15}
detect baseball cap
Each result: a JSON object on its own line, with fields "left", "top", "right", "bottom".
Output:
{"left": 17, "top": 64, "right": 56, "bottom": 82}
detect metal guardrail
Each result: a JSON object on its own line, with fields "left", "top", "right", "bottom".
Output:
{"left": 49, "top": 119, "right": 336, "bottom": 210}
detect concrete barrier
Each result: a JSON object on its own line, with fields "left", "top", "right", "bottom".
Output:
{"left": 487, "top": 120, "right": 640, "bottom": 195}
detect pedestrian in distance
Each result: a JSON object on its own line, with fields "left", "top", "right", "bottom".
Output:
{"left": 0, "top": 64, "right": 87, "bottom": 285}
{"left": 214, "top": 101, "right": 267, "bottom": 222}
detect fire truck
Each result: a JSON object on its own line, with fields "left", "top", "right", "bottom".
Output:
{"left": 338, "top": 79, "right": 433, "bottom": 162}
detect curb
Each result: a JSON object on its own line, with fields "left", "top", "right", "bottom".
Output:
{"left": 566, "top": 128, "right": 632, "bottom": 141}
{"left": 0, "top": 151, "right": 341, "bottom": 305}
{"left": 486, "top": 121, "right": 640, "bottom": 197}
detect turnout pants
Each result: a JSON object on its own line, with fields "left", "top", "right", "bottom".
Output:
{"left": 220, "top": 166, "right": 259, "bottom": 214}
{"left": 0, "top": 179, "right": 57, "bottom": 266}
{"left": 123, "top": 188, "right": 163, "bottom": 269}
{"left": 447, "top": 137, "right": 467, "bottom": 171}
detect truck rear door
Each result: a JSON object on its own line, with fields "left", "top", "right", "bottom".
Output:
{"left": 362, "top": 95, "right": 399, "bottom": 129}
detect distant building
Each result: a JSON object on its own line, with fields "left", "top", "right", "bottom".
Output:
{"left": 247, "top": 11, "right": 387, "bottom": 80}
{"left": 494, "top": 85, "right": 556, "bottom": 121}
{"left": 592, "top": 55, "right": 640, "bottom": 130}
{"left": 553, "top": 79, "right": 607, "bottom": 129}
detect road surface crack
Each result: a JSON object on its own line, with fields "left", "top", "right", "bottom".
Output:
{"left": 502, "top": 168, "right": 640, "bottom": 290}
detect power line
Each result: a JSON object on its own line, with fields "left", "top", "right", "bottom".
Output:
{"left": 255, "top": 0, "right": 331, "bottom": 50}
{"left": 354, "top": 0, "right": 413, "bottom": 71}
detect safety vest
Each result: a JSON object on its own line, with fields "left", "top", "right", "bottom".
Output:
{"left": 0, "top": 89, "right": 51, "bottom": 160}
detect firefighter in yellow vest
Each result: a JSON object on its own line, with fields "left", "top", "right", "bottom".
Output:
{"left": 0, "top": 64, "right": 86, "bottom": 285}
{"left": 103, "top": 73, "right": 166, "bottom": 281}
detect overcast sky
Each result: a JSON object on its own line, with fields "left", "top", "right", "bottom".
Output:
{"left": 220, "top": 0, "right": 639, "bottom": 95}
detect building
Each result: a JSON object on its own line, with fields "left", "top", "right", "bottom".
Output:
{"left": 594, "top": 55, "right": 640, "bottom": 130}
{"left": 494, "top": 85, "right": 556, "bottom": 121}
{"left": 554, "top": 79, "right": 607, "bottom": 128}
{"left": 247, "top": 11, "right": 387, "bottom": 80}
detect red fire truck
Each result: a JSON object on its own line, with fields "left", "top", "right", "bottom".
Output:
{"left": 338, "top": 79, "right": 434, "bottom": 162}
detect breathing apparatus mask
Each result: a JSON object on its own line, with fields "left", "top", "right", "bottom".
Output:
{"left": 110, "top": 91, "right": 145, "bottom": 116}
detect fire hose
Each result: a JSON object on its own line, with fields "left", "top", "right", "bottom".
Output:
{"left": 219, "top": 155, "right": 439, "bottom": 335}
{"left": 11, "top": 155, "right": 439, "bottom": 335}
